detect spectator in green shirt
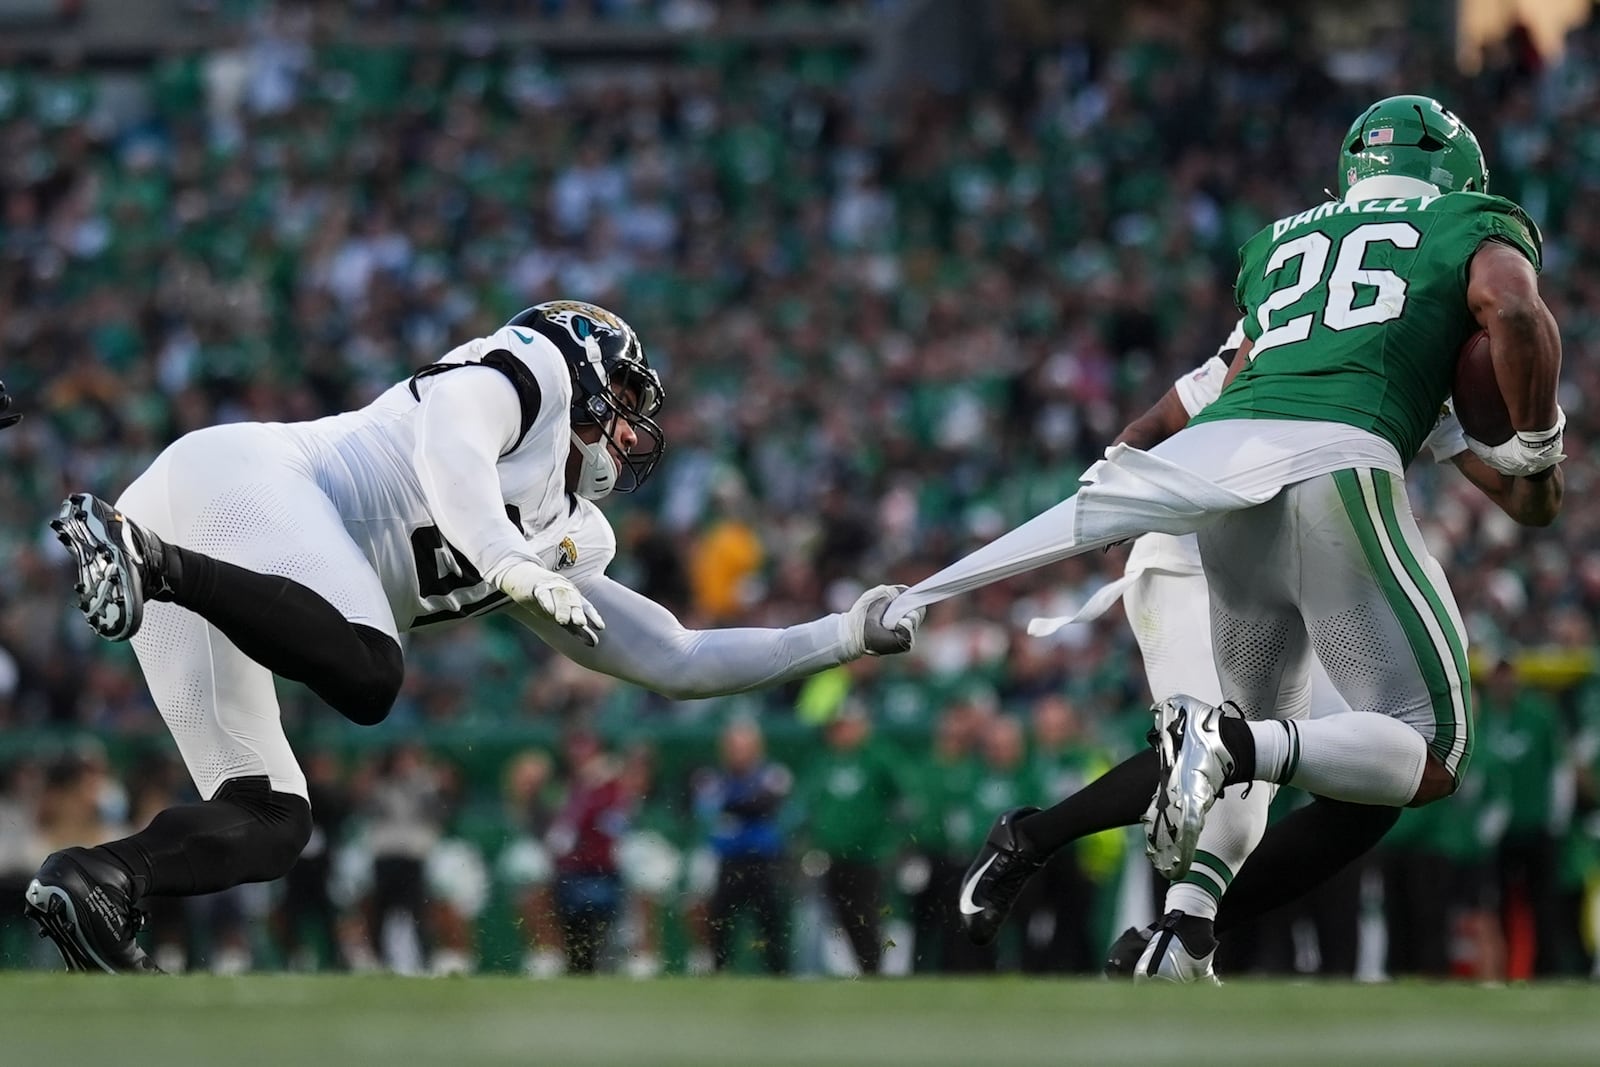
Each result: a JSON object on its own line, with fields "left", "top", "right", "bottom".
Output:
{"left": 902, "top": 704, "right": 981, "bottom": 973}
{"left": 799, "top": 701, "right": 902, "bottom": 974}
{"left": 1479, "top": 661, "right": 1570, "bottom": 976}
{"left": 1018, "top": 694, "right": 1119, "bottom": 973}
{"left": 955, "top": 713, "right": 1041, "bottom": 972}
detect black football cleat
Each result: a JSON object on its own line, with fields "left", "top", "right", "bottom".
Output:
{"left": 50, "top": 493, "right": 173, "bottom": 642}
{"left": 24, "top": 847, "right": 162, "bottom": 974}
{"left": 1103, "top": 921, "right": 1157, "bottom": 978}
{"left": 958, "top": 806, "right": 1045, "bottom": 946}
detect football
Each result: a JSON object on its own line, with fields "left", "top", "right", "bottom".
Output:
{"left": 1453, "top": 329, "right": 1513, "bottom": 445}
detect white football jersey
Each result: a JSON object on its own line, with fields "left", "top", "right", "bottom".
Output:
{"left": 277, "top": 325, "right": 616, "bottom": 631}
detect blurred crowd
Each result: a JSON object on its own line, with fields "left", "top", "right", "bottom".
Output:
{"left": 2, "top": 677, "right": 1595, "bottom": 979}
{"left": 0, "top": 1, "right": 1598, "bottom": 976}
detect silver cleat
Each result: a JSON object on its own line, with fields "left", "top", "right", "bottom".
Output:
{"left": 1134, "top": 910, "right": 1221, "bottom": 985}
{"left": 1143, "top": 694, "right": 1235, "bottom": 880}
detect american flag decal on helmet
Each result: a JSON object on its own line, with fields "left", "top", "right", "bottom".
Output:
{"left": 1365, "top": 128, "right": 1395, "bottom": 146}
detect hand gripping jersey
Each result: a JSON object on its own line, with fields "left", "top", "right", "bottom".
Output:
{"left": 285, "top": 324, "right": 615, "bottom": 631}
{"left": 1193, "top": 190, "right": 1542, "bottom": 462}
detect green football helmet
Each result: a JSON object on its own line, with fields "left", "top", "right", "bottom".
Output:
{"left": 1338, "top": 95, "right": 1488, "bottom": 196}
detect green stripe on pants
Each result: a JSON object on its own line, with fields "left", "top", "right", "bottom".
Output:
{"left": 1369, "top": 469, "right": 1473, "bottom": 776}
{"left": 1331, "top": 470, "right": 1459, "bottom": 775}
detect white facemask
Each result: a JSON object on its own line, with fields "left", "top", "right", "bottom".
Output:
{"left": 570, "top": 429, "right": 618, "bottom": 500}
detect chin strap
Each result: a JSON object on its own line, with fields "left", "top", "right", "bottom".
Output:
{"left": 570, "top": 430, "right": 618, "bottom": 500}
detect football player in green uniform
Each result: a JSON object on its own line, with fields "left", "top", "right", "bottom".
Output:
{"left": 906, "top": 96, "right": 1566, "bottom": 980}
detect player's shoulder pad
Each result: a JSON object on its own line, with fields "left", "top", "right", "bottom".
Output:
{"left": 496, "top": 323, "right": 578, "bottom": 448}
{"left": 1437, "top": 191, "right": 1544, "bottom": 271}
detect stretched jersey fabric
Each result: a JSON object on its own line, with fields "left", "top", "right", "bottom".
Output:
{"left": 1194, "top": 188, "right": 1541, "bottom": 461}
{"left": 1028, "top": 338, "right": 1469, "bottom": 635}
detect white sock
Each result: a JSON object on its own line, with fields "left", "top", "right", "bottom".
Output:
{"left": 1162, "top": 784, "right": 1272, "bottom": 922}
{"left": 1249, "top": 712, "right": 1425, "bottom": 806}
{"left": 1165, "top": 881, "right": 1220, "bottom": 920}
{"left": 1245, "top": 719, "right": 1294, "bottom": 782}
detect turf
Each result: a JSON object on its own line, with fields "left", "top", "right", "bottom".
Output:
{"left": 0, "top": 974, "right": 1596, "bottom": 1067}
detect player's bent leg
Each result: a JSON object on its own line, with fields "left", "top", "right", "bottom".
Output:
{"left": 1164, "top": 786, "right": 1271, "bottom": 921}
{"left": 1123, "top": 566, "right": 1225, "bottom": 708}
{"left": 111, "top": 424, "right": 405, "bottom": 726}
{"left": 1184, "top": 472, "right": 1470, "bottom": 812}
{"left": 27, "top": 777, "right": 311, "bottom": 975}
{"left": 1409, "top": 753, "right": 1461, "bottom": 806}
{"left": 1273, "top": 468, "right": 1472, "bottom": 806}
{"left": 1232, "top": 711, "right": 1428, "bottom": 807}
{"left": 1106, "top": 564, "right": 1244, "bottom": 978}
{"left": 1152, "top": 497, "right": 1313, "bottom": 879}
{"left": 1215, "top": 796, "right": 1399, "bottom": 936}
{"left": 1118, "top": 783, "right": 1269, "bottom": 981}
{"left": 958, "top": 750, "right": 1160, "bottom": 945}
{"left": 98, "top": 776, "right": 312, "bottom": 896}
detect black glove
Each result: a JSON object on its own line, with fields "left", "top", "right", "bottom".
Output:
{"left": 0, "top": 379, "right": 20, "bottom": 430}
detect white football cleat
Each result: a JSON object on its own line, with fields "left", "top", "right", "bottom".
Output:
{"left": 1134, "top": 910, "right": 1221, "bottom": 984}
{"left": 1143, "top": 695, "right": 1235, "bottom": 880}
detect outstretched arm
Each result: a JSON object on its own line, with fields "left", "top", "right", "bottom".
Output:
{"left": 511, "top": 576, "right": 917, "bottom": 701}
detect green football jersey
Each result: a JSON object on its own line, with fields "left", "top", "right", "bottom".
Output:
{"left": 1193, "top": 191, "right": 1542, "bottom": 460}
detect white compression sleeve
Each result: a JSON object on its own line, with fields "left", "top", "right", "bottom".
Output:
{"left": 1248, "top": 713, "right": 1427, "bottom": 807}
{"left": 1164, "top": 786, "right": 1272, "bottom": 921}
{"left": 412, "top": 366, "right": 540, "bottom": 583}
{"left": 513, "top": 574, "right": 857, "bottom": 700}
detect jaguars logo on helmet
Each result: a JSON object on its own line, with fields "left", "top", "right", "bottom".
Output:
{"left": 508, "top": 301, "right": 666, "bottom": 498}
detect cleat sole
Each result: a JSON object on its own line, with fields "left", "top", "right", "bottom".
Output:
{"left": 24, "top": 880, "right": 109, "bottom": 973}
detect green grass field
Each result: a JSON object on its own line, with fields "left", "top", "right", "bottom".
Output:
{"left": 1, "top": 975, "right": 1596, "bottom": 1067}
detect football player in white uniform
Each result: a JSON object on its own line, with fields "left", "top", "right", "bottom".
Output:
{"left": 958, "top": 320, "right": 1561, "bottom": 982}
{"left": 29, "top": 300, "right": 924, "bottom": 973}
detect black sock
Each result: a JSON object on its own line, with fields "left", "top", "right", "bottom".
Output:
{"left": 1217, "top": 715, "right": 1257, "bottom": 786}
{"left": 1215, "top": 796, "right": 1399, "bottom": 935}
{"left": 94, "top": 777, "right": 312, "bottom": 898}
{"left": 1016, "top": 748, "right": 1158, "bottom": 856}
{"left": 160, "top": 544, "right": 404, "bottom": 725}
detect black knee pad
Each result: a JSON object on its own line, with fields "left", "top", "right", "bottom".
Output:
{"left": 214, "top": 776, "right": 314, "bottom": 879}
{"left": 346, "top": 624, "right": 404, "bottom": 726}
{"left": 320, "top": 625, "right": 404, "bottom": 726}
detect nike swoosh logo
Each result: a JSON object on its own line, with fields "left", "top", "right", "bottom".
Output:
{"left": 958, "top": 854, "right": 998, "bottom": 916}
{"left": 511, "top": 329, "right": 535, "bottom": 344}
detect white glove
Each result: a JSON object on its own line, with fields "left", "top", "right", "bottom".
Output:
{"left": 495, "top": 560, "right": 606, "bottom": 647}
{"left": 1465, "top": 407, "right": 1566, "bottom": 477}
{"left": 845, "top": 584, "right": 925, "bottom": 657}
